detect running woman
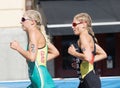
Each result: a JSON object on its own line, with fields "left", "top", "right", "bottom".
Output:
{"left": 10, "top": 10, "right": 59, "bottom": 88}
{"left": 68, "top": 13, "right": 107, "bottom": 88}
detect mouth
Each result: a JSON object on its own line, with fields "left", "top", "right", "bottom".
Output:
{"left": 73, "top": 29, "right": 76, "bottom": 32}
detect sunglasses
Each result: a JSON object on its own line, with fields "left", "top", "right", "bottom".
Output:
{"left": 72, "top": 21, "right": 86, "bottom": 27}
{"left": 21, "top": 17, "right": 30, "bottom": 22}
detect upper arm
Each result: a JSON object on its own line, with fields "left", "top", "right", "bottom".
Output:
{"left": 80, "top": 35, "right": 94, "bottom": 63}
{"left": 81, "top": 35, "right": 92, "bottom": 55}
{"left": 28, "top": 33, "right": 38, "bottom": 61}
{"left": 95, "top": 44, "right": 106, "bottom": 55}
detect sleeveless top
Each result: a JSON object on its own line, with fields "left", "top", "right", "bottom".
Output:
{"left": 27, "top": 44, "right": 48, "bottom": 76}
{"left": 74, "top": 33, "right": 96, "bottom": 79}
{"left": 81, "top": 33, "right": 96, "bottom": 78}
{"left": 27, "top": 44, "right": 55, "bottom": 88}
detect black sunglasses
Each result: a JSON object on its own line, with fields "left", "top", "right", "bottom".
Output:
{"left": 21, "top": 17, "right": 30, "bottom": 22}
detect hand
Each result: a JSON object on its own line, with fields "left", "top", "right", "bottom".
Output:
{"left": 68, "top": 44, "right": 76, "bottom": 56}
{"left": 10, "top": 40, "right": 20, "bottom": 51}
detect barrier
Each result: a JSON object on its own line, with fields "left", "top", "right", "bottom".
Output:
{"left": 0, "top": 76, "right": 120, "bottom": 88}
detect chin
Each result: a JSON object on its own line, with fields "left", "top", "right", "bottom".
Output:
{"left": 74, "top": 32, "right": 79, "bottom": 35}
{"left": 22, "top": 27, "right": 26, "bottom": 31}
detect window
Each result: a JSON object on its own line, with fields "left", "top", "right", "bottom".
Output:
{"left": 106, "top": 33, "right": 115, "bottom": 69}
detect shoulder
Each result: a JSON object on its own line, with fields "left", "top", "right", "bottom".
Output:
{"left": 80, "top": 32, "right": 89, "bottom": 41}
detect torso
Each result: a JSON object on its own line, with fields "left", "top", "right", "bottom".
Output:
{"left": 78, "top": 31, "right": 95, "bottom": 79}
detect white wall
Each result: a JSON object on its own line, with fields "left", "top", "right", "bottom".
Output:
{"left": 0, "top": 0, "right": 55, "bottom": 81}
{"left": 0, "top": 0, "right": 25, "bottom": 28}
{"left": 0, "top": 28, "right": 29, "bottom": 81}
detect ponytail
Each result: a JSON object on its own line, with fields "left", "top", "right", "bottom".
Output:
{"left": 39, "top": 24, "right": 50, "bottom": 43}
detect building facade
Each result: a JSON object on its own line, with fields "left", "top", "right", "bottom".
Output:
{"left": 0, "top": 0, "right": 55, "bottom": 81}
{"left": 0, "top": 0, "right": 29, "bottom": 81}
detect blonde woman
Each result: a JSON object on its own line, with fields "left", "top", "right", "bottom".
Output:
{"left": 10, "top": 10, "right": 59, "bottom": 88}
{"left": 68, "top": 13, "right": 107, "bottom": 88}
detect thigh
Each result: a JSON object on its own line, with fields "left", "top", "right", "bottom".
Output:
{"left": 84, "top": 71, "right": 101, "bottom": 88}
{"left": 78, "top": 71, "right": 101, "bottom": 88}
{"left": 40, "top": 66, "right": 55, "bottom": 88}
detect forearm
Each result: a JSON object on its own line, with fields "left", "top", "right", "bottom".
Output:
{"left": 17, "top": 47, "right": 34, "bottom": 62}
{"left": 47, "top": 51, "right": 59, "bottom": 61}
{"left": 47, "top": 54, "right": 57, "bottom": 61}
{"left": 73, "top": 51, "right": 85, "bottom": 61}
{"left": 95, "top": 44, "right": 107, "bottom": 62}
{"left": 94, "top": 53, "right": 107, "bottom": 62}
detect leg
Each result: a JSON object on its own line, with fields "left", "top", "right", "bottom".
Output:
{"left": 84, "top": 71, "right": 101, "bottom": 88}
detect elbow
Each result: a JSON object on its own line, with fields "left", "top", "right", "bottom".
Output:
{"left": 53, "top": 50, "right": 60, "bottom": 59}
{"left": 104, "top": 53, "right": 107, "bottom": 59}
{"left": 30, "top": 59, "right": 35, "bottom": 62}
{"left": 100, "top": 52, "right": 107, "bottom": 60}
{"left": 55, "top": 51, "right": 60, "bottom": 58}
{"left": 102, "top": 50, "right": 107, "bottom": 59}
{"left": 28, "top": 57, "right": 36, "bottom": 62}
{"left": 57, "top": 50, "right": 60, "bottom": 56}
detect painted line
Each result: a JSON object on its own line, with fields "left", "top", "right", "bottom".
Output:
{"left": 1, "top": 76, "right": 120, "bottom": 83}
{"left": 47, "top": 22, "right": 120, "bottom": 28}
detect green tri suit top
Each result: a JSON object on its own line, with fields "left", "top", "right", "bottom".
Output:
{"left": 27, "top": 44, "right": 55, "bottom": 88}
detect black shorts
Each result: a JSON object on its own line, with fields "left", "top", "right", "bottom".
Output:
{"left": 78, "top": 70, "right": 101, "bottom": 88}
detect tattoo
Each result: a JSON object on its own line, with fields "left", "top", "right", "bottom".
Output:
{"left": 31, "top": 44, "right": 35, "bottom": 53}
{"left": 81, "top": 48, "right": 86, "bottom": 52}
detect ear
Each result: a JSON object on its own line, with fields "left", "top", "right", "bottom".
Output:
{"left": 83, "top": 22, "right": 87, "bottom": 28}
{"left": 31, "top": 20, "right": 36, "bottom": 25}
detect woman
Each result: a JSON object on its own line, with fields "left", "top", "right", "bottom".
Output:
{"left": 10, "top": 10, "right": 59, "bottom": 88}
{"left": 68, "top": 13, "right": 107, "bottom": 88}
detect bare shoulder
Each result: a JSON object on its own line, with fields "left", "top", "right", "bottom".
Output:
{"left": 80, "top": 33, "right": 91, "bottom": 44}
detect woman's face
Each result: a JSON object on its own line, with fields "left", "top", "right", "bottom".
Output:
{"left": 21, "top": 14, "right": 32, "bottom": 31}
{"left": 72, "top": 19, "right": 86, "bottom": 35}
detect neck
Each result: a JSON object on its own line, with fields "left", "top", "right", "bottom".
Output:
{"left": 79, "top": 28, "right": 87, "bottom": 35}
{"left": 28, "top": 25, "right": 37, "bottom": 32}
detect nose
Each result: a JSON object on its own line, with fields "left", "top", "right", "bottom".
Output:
{"left": 71, "top": 24, "right": 74, "bottom": 29}
{"left": 20, "top": 21, "right": 23, "bottom": 24}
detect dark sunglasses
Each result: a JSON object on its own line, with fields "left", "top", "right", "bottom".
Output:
{"left": 21, "top": 17, "right": 30, "bottom": 22}
{"left": 72, "top": 21, "right": 86, "bottom": 27}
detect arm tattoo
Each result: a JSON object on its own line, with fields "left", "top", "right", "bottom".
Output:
{"left": 81, "top": 47, "right": 86, "bottom": 52}
{"left": 31, "top": 44, "right": 35, "bottom": 53}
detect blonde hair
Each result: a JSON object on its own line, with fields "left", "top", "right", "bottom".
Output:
{"left": 74, "top": 13, "right": 98, "bottom": 43}
{"left": 25, "top": 10, "right": 50, "bottom": 43}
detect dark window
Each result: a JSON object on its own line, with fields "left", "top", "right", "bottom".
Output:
{"left": 106, "top": 33, "right": 115, "bottom": 69}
